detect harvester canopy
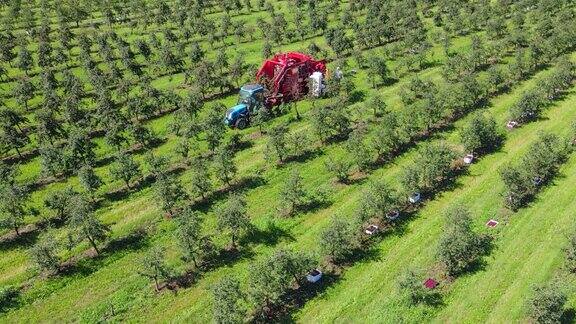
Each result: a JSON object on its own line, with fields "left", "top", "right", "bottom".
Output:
{"left": 256, "top": 52, "right": 327, "bottom": 106}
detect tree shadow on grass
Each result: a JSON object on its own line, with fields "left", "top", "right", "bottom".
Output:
{"left": 229, "top": 136, "right": 253, "bottom": 153}
{"left": 347, "top": 245, "right": 383, "bottom": 265}
{"left": 193, "top": 175, "right": 267, "bottom": 213}
{"left": 349, "top": 90, "right": 366, "bottom": 104}
{"left": 277, "top": 272, "right": 341, "bottom": 323}
{"left": 59, "top": 229, "right": 150, "bottom": 278}
{"left": 104, "top": 164, "right": 188, "bottom": 203}
{"left": 460, "top": 234, "right": 496, "bottom": 275}
{"left": 0, "top": 226, "right": 40, "bottom": 251}
{"left": 0, "top": 286, "right": 20, "bottom": 313}
{"left": 283, "top": 148, "right": 324, "bottom": 164}
{"left": 266, "top": 248, "right": 381, "bottom": 323}
{"left": 386, "top": 208, "right": 420, "bottom": 238}
{"left": 204, "top": 247, "right": 257, "bottom": 273}
{"left": 242, "top": 221, "right": 296, "bottom": 247}
{"left": 421, "top": 59, "right": 443, "bottom": 70}
{"left": 561, "top": 308, "right": 576, "bottom": 324}
{"left": 256, "top": 272, "right": 341, "bottom": 324}
{"left": 378, "top": 77, "right": 399, "bottom": 88}
{"left": 103, "top": 176, "right": 157, "bottom": 203}
{"left": 168, "top": 245, "right": 260, "bottom": 291}
{"left": 102, "top": 228, "right": 150, "bottom": 255}
{"left": 94, "top": 138, "right": 167, "bottom": 169}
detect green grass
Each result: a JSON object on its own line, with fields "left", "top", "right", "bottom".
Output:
{"left": 296, "top": 81, "right": 576, "bottom": 324}
{"left": 3, "top": 54, "right": 575, "bottom": 323}
{"left": 2, "top": 1, "right": 576, "bottom": 322}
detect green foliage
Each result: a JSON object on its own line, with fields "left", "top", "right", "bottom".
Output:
{"left": 500, "top": 133, "right": 569, "bottom": 210}
{"left": 251, "top": 108, "right": 272, "bottom": 133}
{"left": 175, "top": 137, "right": 191, "bottom": 161}
{"left": 265, "top": 123, "right": 289, "bottom": 163}
{"left": 398, "top": 269, "right": 440, "bottom": 305}
{"left": 66, "top": 128, "right": 97, "bottom": 167}
{"left": 16, "top": 46, "right": 33, "bottom": 74}
{"left": 365, "top": 94, "right": 387, "bottom": 117}
{"left": 76, "top": 166, "right": 102, "bottom": 199}
{"left": 0, "top": 118, "right": 29, "bottom": 158}
{"left": 499, "top": 164, "right": 534, "bottom": 211}
{"left": 67, "top": 196, "right": 109, "bottom": 255}
{"left": 0, "top": 184, "right": 27, "bottom": 235}
{"left": 309, "top": 101, "right": 351, "bottom": 142}
{"left": 13, "top": 77, "right": 35, "bottom": 109}
{"left": 216, "top": 194, "right": 251, "bottom": 248}
{"left": 109, "top": 152, "right": 142, "bottom": 189}
{"left": 357, "top": 180, "right": 396, "bottom": 222}
{"left": 324, "top": 156, "right": 351, "bottom": 183}
{"left": 509, "top": 90, "right": 545, "bottom": 123}
{"left": 460, "top": 112, "right": 501, "bottom": 154}
{"left": 437, "top": 205, "right": 488, "bottom": 276}
{"left": 1, "top": 0, "right": 576, "bottom": 321}
{"left": 400, "top": 142, "right": 457, "bottom": 196}
{"left": 319, "top": 216, "right": 359, "bottom": 264}
{"left": 144, "top": 153, "right": 169, "bottom": 179}
{"left": 370, "top": 112, "right": 402, "bottom": 159}
{"left": 39, "top": 144, "right": 68, "bottom": 178}
{"left": 345, "top": 127, "right": 373, "bottom": 172}
{"left": 325, "top": 26, "right": 353, "bottom": 57}
{"left": 564, "top": 231, "right": 576, "bottom": 273}
{"left": 139, "top": 246, "right": 172, "bottom": 291}
{"left": 279, "top": 170, "right": 307, "bottom": 216}
{"left": 175, "top": 208, "right": 214, "bottom": 268}
{"left": 29, "top": 233, "right": 60, "bottom": 275}
{"left": 213, "top": 144, "right": 237, "bottom": 186}
{"left": 189, "top": 158, "right": 212, "bottom": 200}
{"left": 203, "top": 103, "right": 227, "bottom": 151}
{"left": 0, "top": 286, "right": 19, "bottom": 312}
{"left": 527, "top": 282, "right": 567, "bottom": 324}
{"left": 0, "top": 161, "right": 18, "bottom": 188}
{"left": 44, "top": 186, "right": 76, "bottom": 221}
{"left": 366, "top": 55, "right": 390, "bottom": 88}
{"left": 154, "top": 175, "right": 187, "bottom": 215}
{"left": 286, "top": 130, "right": 313, "bottom": 158}
{"left": 212, "top": 276, "right": 246, "bottom": 324}
{"left": 247, "top": 249, "right": 314, "bottom": 315}
{"left": 130, "top": 122, "right": 156, "bottom": 150}
{"left": 522, "top": 133, "right": 569, "bottom": 181}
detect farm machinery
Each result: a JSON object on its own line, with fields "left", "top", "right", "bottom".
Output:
{"left": 224, "top": 52, "right": 327, "bottom": 129}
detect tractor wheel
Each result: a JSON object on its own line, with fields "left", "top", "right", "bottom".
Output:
{"left": 235, "top": 118, "right": 248, "bottom": 129}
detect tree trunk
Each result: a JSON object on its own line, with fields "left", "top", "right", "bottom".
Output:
{"left": 15, "top": 147, "right": 22, "bottom": 158}
{"left": 14, "top": 226, "right": 20, "bottom": 236}
{"left": 294, "top": 103, "right": 300, "bottom": 120}
{"left": 154, "top": 276, "right": 160, "bottom": 291}
{"left": 88, "top": 236, "right": 100, "bottom": 255}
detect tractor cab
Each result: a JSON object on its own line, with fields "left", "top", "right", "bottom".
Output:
{"left": 224, "top": 52, "right": 327, "bottom": 129}
{"left": 225, "top": 84, "right": 265, "bottom": 129}
{"left": 238, "top": 84, "right": 265, "bottom": 112}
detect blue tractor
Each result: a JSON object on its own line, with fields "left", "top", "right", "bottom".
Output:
{"left": 224, "top": 52, "right": 327, "bottom": 130}
{"left": 224, "top": 84, "right": 265, "bottom": 130}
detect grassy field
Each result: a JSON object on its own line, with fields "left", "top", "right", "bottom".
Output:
{"left": 1, "top": 0, "right": 575, "bottom": 322}
{"left": 296, "top": 72, "right": 576, "bottom": 324}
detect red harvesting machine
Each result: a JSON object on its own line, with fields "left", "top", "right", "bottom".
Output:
{"left": 225, "top": 52, "right": 327, "bottom": 129}
{"left": 256, "top": 52, "right": 327, "bottom": 107}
